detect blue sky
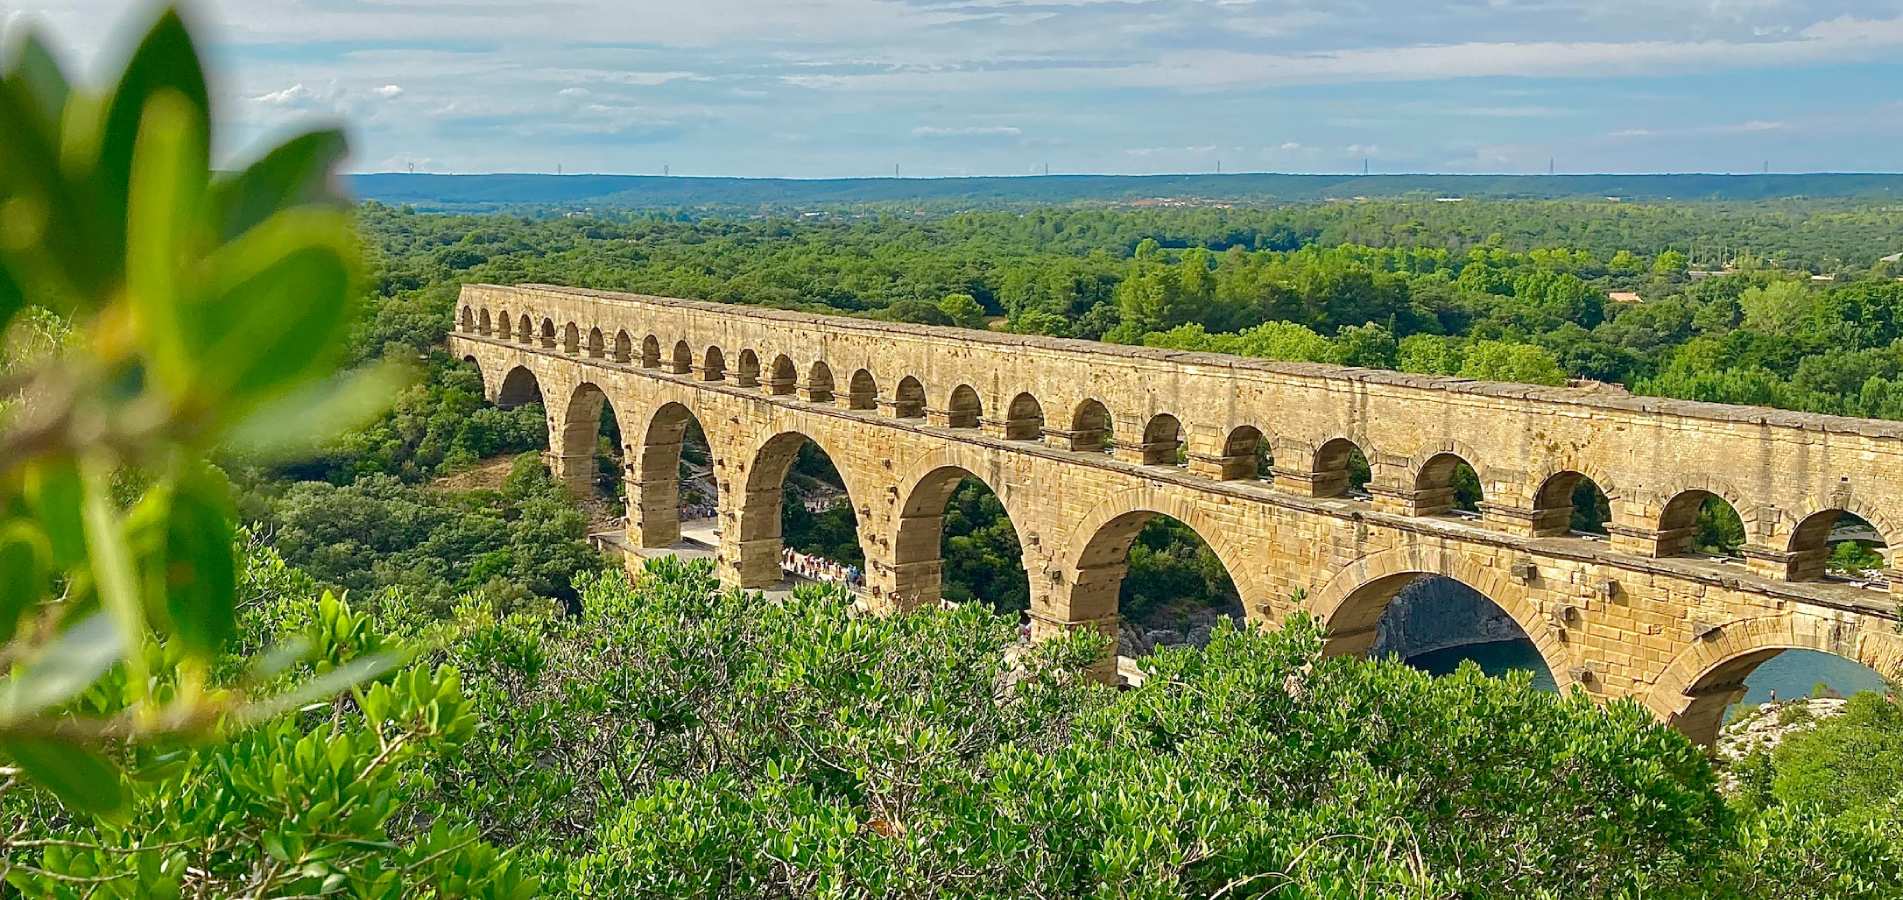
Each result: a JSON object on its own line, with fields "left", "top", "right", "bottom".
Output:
{"left": 13, "top": 1, "right": 1903, "bottom": 176}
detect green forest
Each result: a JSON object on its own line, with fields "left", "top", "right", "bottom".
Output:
{"left": 4, "top": 9, "right": 1903, "bottom": 897}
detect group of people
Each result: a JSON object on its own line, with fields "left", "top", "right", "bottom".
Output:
{"left": 680, "top": 503, "right": 717, "bottom": 522}
{"left": 782, "top": 547, "right": 864, "bottom": 590}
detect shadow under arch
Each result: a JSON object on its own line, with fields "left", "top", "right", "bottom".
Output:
{"left": 496, "top": 365, "right": 545, "bottom": 409}
{"left": 732, "top": 428, "right": 868, "bottom": 589}
{"left": 629, "top": 399, "right": 720, "bottom": 549}
{"left": 892, "top": 449, "right": 1032, "bottom": 613}
{"left": 1645, "top": 615, "right": 1902, "bottom": 746}
{"left": 1306, "top": 545, "right": 1574, "bottom": 691}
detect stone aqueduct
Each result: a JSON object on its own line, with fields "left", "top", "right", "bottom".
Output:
{"left": 449, "top": 283, "right": 1903, "bottom": 744}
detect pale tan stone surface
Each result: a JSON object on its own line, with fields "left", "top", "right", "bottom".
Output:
{"left": 452, "top": 284, "right": 1903, "bottom": 745}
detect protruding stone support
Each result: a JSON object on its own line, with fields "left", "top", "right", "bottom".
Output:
{"left": 798, "top": 380, "right": 834, "bottom": 403}
{"left": 1744, "top": 545, "right": 1826, "bottom": 581}
{"left": 1667, "top": 679, "right": 1749, "bottom": 748}
{"left": 696, "top": 365, "right": 723, "bottom": 383}
{"left": 885, "top": 558, "right": 944, "bottom": 612}
{"left": 1369, "top": 483, "right": 1455, "bottom": 517}
{"left": 1045, "top": 426, "right": 1106, "bottom": 453}
{"left": 1482, "top": 500, "right": 1571, "bottom": 537}
{"left": 1270, "top": 465, "right": 1348, "bottom": 499}
{"left": 842, "top": 383, "right": 877, "bottom": 411}
{"left": 880, "top": 397, "right": 924, "bottom": 419}
{"left": 667, "top": 357, "right": 692, "bottom": 376}
{"left": 1188, "top": 451, "right": 1257, "bottom": 481}
{"left": 547, "top": 450, "right": 595, "bottom": 498}
{"left": 726, "top": 536, "right": 786, "bottom": 590}
{"left": 1116, "top": 440, "right": 1180, "bottom": 467}
{"left": 628, "top": 473, "right": 681, "bottom": 548}
{"left": 762, "top": 374, "right": 796, "bottom": 397}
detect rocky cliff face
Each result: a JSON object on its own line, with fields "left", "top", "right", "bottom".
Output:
{"left": 1370, "top": 576, "right": 1527, "bottom": 659}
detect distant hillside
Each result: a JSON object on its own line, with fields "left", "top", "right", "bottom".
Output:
{"left": 349, "top": 172, "right": 1903, "bottom": 211}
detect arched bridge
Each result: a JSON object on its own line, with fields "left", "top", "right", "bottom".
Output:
{"left": 450, "top": 283, "right": 1903, "bottom": 745}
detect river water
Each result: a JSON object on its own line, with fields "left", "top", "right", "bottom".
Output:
{"left": 1405, "top": 640, "right": 1887, "bottom": 708}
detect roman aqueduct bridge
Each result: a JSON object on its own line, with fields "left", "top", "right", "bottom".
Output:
{"left": 450, "top": 283, "right": 1903, "bottom": 744}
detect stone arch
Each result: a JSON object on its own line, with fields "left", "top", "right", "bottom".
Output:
{"left": 766, "top": 354, "right": 797, "bottom": 395}
{"left": 459, "top": 306, "right": 474, "bottom": 332}
{"left": 562, "top": 322, "right": 581, "bottom": 355}
{"left": 586, "top": 327, "right": 605, "bottom": 358}
{"left": 516, "top": 314, "right": 532, "bottom": 343}
{"left": 628, "top": 400, "right": 718, "bottom": 548}
{"left": 554, "top": 381, "right": 622, "bottom": 496}
{"left": 496, "top": 365, "right": 544, "bottom": 409}
{"left": 1644, "top": 614, "right": 1902, "bottom": 745}
{"left": 945, "top": 384, "right": 982, "bottom": 428}
{"left": 736, "top": 349, "right": 762, "bottom": 387}
{"left": 1139, "top": 413, "right": 1184, "bottom": 466}
{"left": 702, "top": 346, "right": 726, "bottom": 382}
{"left": 1530, "top": 467, "right": 1618, "bottom": 536}
{"left": 1785, "top": 507, "right": 1893, "bottom": 583}
{"left": 731, "top": 428, "right": 869, "bottom": 589}
{"left": 1220, "top": 425, "right": 1271, "bottom": 481}
{"left": 1305, "top": 544, "right": 1572, "bottom": 689}
{"left": 539, "top": 317, "right": 557, "bottom": 349}
{"left": 1313, "top": 436, "right": 1370, "bottom": 498}
{"left": 1656, "top": 482, "right": 1751, "bottom": 558}
{"left": 497, "top": 309, "right": 512, "bottom": 339}
{"left": 846, "top": 369, "right": 878, "bottom": 410}
{"left": 805, "top": 360, "right": 836, "bottom": 403}
{"left": 1067, "top": 398, "right": 1112, "bottom": 452}
{"left": 460, "top": 354, "right": 486, "bottom": 396}
{"left": 670, "top": 340, "right": 693, "bottom": 375}
{"left": 478, "top": 308, "right": 493, "bottom": 335}
{"left": 1054, "top": 487, "right": 1262, "bottom": 632}
{"left": 1411, "top": 449, "right": 1482, "bottom": 516}
{"left": 613, "top": 330, "right": 633, "bottom": 363}
{"left": 1004, "top": 392, "right": 1045, "bottom": 440}
{"left": 640, "top": 335, "right": 661, "bottom": 368}
{"left": 893, "top": 375, "right": 926, "bottom": 418}
{"left": 891, "top": 448, "right": 1032, "bottom": 610}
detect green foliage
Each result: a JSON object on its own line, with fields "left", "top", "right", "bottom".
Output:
{"left": 3, "top": 540, "right": 536, "bottom": 897}
{"left": 0, "top": 5, "right": 403, "bottom": 811}
{"left": 1771, "top": 693, "right": 1903, "bottom": 818}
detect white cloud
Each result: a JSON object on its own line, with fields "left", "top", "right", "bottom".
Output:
{"left": 252, "top": 83, "right": 317, "bottom": 107}
{"left": 373, "top": 84, "right": 404, "bottom": 99}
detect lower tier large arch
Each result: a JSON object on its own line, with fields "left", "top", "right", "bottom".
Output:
{"left": 1644, "top": 614, "right": 1903, "bottom": 746}
{"left": 890, "top": 446, "right": 1034, "bottom": 612}
{"left": 1047, "top": 488, "right": 1262, "bottom": 670}
{"left": 1305, "top": 544, "right": 1576, "bottom": 692}
{"left": 729, "top": 427, "right": 870, "bottom": 590}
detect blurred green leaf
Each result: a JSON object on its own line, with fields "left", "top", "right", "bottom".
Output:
{"left": 187, "top": 208, "right": 359, "bottom": 409}
{"left": 3, "top": 29, "right": 72, "bottom": 134}
{"left": 96, "top": 7, "right": 209, "bottom": 274}
{"left": 125, "top": 89, "right": 209, "bottom": 397}
{"left": 0, "top": 78, "right": 96, "bottom": 306}
{"left": 0, "top": 260, "right": 20, "bottom": 337}
{"left": 0, "top": 613, "right": 120, "bottom": 723}
{"left": 212, "top": 127, "right": 350, "bottom": 239}
{"left": 161, "top": 464, "right": 236, "bottom": 655}
{"left": 223, "top": 360, "right": 412, "bottom": 461}
{"left": 0, "top": 521, "right": 49, "bottom": 644}
{"left": 0, "top": 735, "right": 124, "bottom": 814}
{"left": 24, "top": 459, "right": 85, "bottom": 567}
{"left": 81, "top": 459, "right": 149, "bottom": 694}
